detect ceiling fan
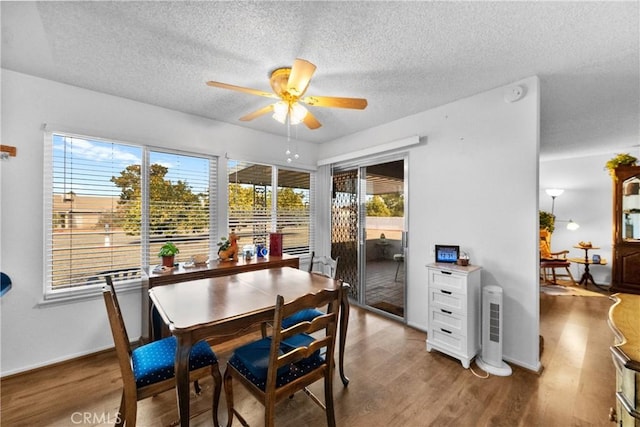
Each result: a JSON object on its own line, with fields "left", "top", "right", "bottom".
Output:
{"left": 206, "top": 58, "right": 368, "bottom": 130}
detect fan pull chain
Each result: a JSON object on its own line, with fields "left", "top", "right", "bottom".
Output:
{"left": 285, "top": 110, "right": 292, "bottom": 163}
{"left": 294, "top": 121, "right": 299, "bottom": 160}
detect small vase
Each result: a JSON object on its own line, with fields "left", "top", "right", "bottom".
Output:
{"left": 161, "top": 255, "right": 175, "bottom": 268}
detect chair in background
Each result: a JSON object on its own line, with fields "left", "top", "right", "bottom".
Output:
{"left": 308, "top": 251, "right": 340, "bottom": 279}
{"left": 86, "top": 267, "right": 140, "bottom": 286}
{"left": 102, "top": 275, "right": 222, "bottom": 426}
{"left": 300, "top": 252, "right": 340, "bottom": 327}
{"left": 393, "top": 253, "right": 405, "bottom": 281}
{"left": 275, "top": 252, "right": 341, "bottom": 334}
{"left": 221, "top": 285, "right": 344, "bottom": 427}
{"left": 540, "top": 230, "right": 577, "bottom": 286}
{"left": 261, "top": 252, "right": 340, "bottom": 338}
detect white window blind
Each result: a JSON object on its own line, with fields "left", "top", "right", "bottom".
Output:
{"left": 227, "top": 161, "right": 272, "bottom": 249}
{"left": 277, "top": 168, "right": 313, "bottom": 255}
{"left": 147, "top": 151, "right": 215, "bottom": 266}
{"left": 227, "top": 160, "right": 314, "bottom": 255}
{"left": 44, "top": 131, "right": 217, "bottom": 299}
{"left": 45, "top": 134, "right": 143, "bottom": 295}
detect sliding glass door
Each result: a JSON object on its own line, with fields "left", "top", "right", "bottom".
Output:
{"left": 331, "top": 157, "right": 407, "bottom": 319}
{"left": 363, "top": 160, "right": 406, "bottom": 318}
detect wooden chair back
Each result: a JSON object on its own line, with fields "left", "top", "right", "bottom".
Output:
{"left": 540, "top": 229, "right": 553, "bottom": 259}
{"left": 102, "top": 276, "right": 138, "bottom": 408}
{"left": 103, "top": 275, "right": 131, "bottom": 350}
{"left": 308, "top": 251, "right": 340, "bottom": 279}
{"left": 269, "top": 286, "right": 341, "bottom": 389}
{"left": 226, "top": 284, "right": 345, "bottom": 427}
{"left": 103, "top": 275, "right": 222, "bottom": 426}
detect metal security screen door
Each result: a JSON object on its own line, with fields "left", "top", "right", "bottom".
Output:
{"left": 331, "top": 169, "right": 359, "bottom": 300}
{"left": 331, "top": 158, "right": 407, "bottom": 319}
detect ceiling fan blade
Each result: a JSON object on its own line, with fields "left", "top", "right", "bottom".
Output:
{"left": 206, "top": 81, "right": 278, "bottom": 99}
{"left": 287, "top": 59, "right": 316, "bottom": 97}
{"left": 301, "top": 95, "right": 368, "bottom": 110}
{"left": 302, "top": 110, "right": 322, "bottom": 129}
{"left": 239, "top": 104, "right": 275, "bottom": 121}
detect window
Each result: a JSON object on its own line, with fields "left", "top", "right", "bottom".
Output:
{"left": 147, "top": 151, "right": 214, "bottom": 266}
{"left": 45, "top": 132, "right": 216, "bottom": 299}
{"left": 227, "top": 160, "right": 313, "bottom": 255}
{"left": 277, "top": 168, "right": 313, "bottom": 255}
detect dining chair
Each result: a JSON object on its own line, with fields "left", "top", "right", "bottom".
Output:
{"left": 307, "top": 251, "right": 340, "bottom": 279}
{"left": 221, "top": 285, "right": 344, "bottom": 427}
{"left": 260, "top": 252, "right": 340, "bottom": 338}
{"left": 291, "top": 252, "right": 340, "bottom": 324}
{"left": 102, "top": 275, "right": 222, "bottom": 426}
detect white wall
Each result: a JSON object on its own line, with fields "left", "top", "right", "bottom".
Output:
{"left": 0, "top": 70, "right": 318, "bottom": 376}
{"left": 318, "top": 77, "right": 541, "bottom": 370}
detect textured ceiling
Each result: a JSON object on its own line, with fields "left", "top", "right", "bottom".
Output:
{"left": 2, "top": 1, "right": 639, "bottom": 160}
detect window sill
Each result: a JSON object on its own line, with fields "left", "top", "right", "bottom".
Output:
{"left": 38, "top": 280, "right": 142, "bottom": 307}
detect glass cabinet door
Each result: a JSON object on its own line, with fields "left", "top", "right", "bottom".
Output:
{"left": 622, "top": 175, "right": 640, "bottom": 241}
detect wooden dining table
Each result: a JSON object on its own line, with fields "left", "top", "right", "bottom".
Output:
{"left": 148, "top": 266, "right": 350, "bottom": 427}
{"left": 142, "top": 254, "right": 299, "bottom": 341}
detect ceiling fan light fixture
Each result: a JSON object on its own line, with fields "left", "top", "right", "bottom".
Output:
{"left": 289, "top": 102, "right": 308, "bottom": 125}
{"left": 207, "top": 58, "right": 366, "bottom": 130}
{"left": 272, "top": 101, "right": 288, "bottom": 124}
{"left": 272, "top": 101, "right": 307, "bottom": 125}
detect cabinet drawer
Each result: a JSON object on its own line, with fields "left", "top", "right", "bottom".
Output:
{"left": 430, "top": 307, "right": 467, "bottom": 336}
{"left": 429, "top": 327, "right": 467, "bottom": 354}
{"left": 611, "top": 349, "right": 640, "bottom": 422}
{"left": 429, "top": 288, "right": 466, "bottom": 313}
{"left": 429, "top": 270, "right": 467, "bottom": 293}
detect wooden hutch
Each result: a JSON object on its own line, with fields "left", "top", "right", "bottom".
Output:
{"left": 611, "top": 165, "right": 640, "bottom": 295}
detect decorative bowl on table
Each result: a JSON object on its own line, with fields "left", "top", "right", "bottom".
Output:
{"left": 191, "top": 254, "right": 209, "bottom": 265}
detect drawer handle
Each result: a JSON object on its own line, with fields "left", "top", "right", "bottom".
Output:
{"left": 440, "top": 328, "right": 452, "bottom": 334}
{"left": 441, "top": 309, "right": 452, "bottom": 314}
{"left": 440, "top": 290, "right": 452, "bottom": 295}
{"left": 440, "top": 271, "right": 452, "bottom": 275}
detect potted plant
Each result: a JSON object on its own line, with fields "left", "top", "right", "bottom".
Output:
{"left": 540, "top": 210, "right": 555, "bottom": 233}
{"left": 605, "top": 153, "right": 637, "bottom": 178}
{"left": 158, "top": 242, "right": 179, "bottom": 267}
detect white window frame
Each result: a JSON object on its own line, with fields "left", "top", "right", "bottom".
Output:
{"left": 43, "top": 130, "right": 217, "bottom": 302}
{"left": 226, "top": 159, "right": 315, "bottom": 256}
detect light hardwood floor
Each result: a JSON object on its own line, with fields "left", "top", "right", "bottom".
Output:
{"left": 1, "top": 292, "right": 616, "bottom": 426}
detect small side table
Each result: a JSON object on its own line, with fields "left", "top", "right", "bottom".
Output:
{"left": 375, "top": 240, "right": 390, "bottom": 260}
{"left": 570, "top": 245, "right": 608, "bottom": 290}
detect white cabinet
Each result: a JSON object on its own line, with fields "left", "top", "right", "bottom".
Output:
{"left": 426, "top": 263, "right": 481, "bottom": 369}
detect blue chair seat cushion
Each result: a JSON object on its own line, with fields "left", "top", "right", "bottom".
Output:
{"left": 229, "top": 334, "right": 324, "bottom": 391}
{"left": 281, "top": 308, "right": 324, "bottom": 329}
{"left": 132, "top": 337, "right": 217, "bottom": 388}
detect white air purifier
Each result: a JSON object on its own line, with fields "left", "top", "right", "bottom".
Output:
{"left": 475, "top": 285, "right": 512, "bottom": 376}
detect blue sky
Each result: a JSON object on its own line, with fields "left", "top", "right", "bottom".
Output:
{"left": 53, "top": 134, "right": 210, "bottom": 197}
